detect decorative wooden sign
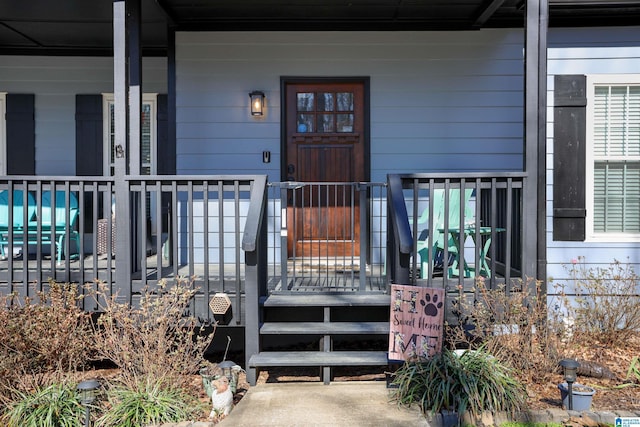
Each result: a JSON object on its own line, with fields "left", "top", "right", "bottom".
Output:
{"left": 388, "top": 284, "right": 445, "bottom": 361}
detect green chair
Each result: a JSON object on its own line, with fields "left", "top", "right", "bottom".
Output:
{"left": 0, "top": 190, "right": 36, "bottom": 258}
{"left": 416, "top": 188, "right": 473, "bottom": 279}
{"left": 29, "top": 191, "right": 80, "bottom": 264}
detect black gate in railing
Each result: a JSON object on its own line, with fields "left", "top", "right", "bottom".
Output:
{"left": 266, "top": 182, "right": 387, "bottom": 293}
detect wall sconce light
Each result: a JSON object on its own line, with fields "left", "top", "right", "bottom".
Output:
{"left": 249, "top": 91, "right": 265, "bottom": 116}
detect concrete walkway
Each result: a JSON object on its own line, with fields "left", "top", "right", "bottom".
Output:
{"left": 218, "top": 381, "right": 428, "bottom": 427}
{"left": 213, "top": 381, "right": 640, "bottom": 427}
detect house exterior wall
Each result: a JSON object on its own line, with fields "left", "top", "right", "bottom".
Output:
{"left": 547, "top": 27, "right": 640, "bottom": 289}
{"left": 0, "top": 56, "right": 167, "bottom": 175}
{"left": 175, "top": 30, "right": 525, "bottom": 182}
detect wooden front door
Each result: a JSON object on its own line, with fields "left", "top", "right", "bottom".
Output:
{"left": 285, "top": 81, "right": 366, "bottom": 258}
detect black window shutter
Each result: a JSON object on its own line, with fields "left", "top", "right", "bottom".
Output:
{"left": 75, "top": 95, "right": 103, "bottom": 176}
{"left": 156, "top": 94, "right": 174, "bottom": 175}
{"left": 553, "top": 75, "right": 587, "bottom": 241}
{"left": 6, "top": 94, "right": 35, "bottom": 175}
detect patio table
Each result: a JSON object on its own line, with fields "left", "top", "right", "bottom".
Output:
{"left": 438, "top": 226, "right": 505, "bottom": 278}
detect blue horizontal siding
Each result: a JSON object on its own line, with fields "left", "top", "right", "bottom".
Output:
{"left": 0, "top": 56, "right": 167, "bottom": 176}
{"left": 176, "top": 30, "right": 525, "bottom": 179}
{"left": 547, "top": 26, "right": 640, "bottom": 289}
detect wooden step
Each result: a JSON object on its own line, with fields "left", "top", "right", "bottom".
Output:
{"left": 260, "top": 321, "right": 389, "bottom": 335}
{"left": 249, "top": 351, "right": 389, "bottom": 368}
{"left": 262, "top": 293, "right": 390, "bottom": 308}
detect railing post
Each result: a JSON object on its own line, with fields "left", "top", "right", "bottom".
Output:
{"left": 113, "top": 181, "right": 131, "bottom": 304}
{"left": 359, "top": 183, "right": 367, "bottom": 291}
{"left": 387, "top": 175, "right": 412, "bottom": 285}
{"left": 243, "top": 176, "right": 268, "bottom": 386}
{"left": 279, "top": 184, "right": 288, "bottom": 291}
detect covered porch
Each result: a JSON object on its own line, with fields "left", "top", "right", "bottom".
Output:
{"left": 4, "top": 0, "right": 626, "bottom": 384}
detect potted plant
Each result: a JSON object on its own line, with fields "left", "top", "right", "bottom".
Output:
{"left": 391, "top": 347, "right": 528, "bottom": 425}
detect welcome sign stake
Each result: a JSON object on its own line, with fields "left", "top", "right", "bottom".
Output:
{"left": 388, "top": 284, "right": 445, "bottom": 361}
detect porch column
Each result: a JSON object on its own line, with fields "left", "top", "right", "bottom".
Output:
{"left": 524, "top": 0, "right": 548, "bottom": 283}
{"left": 127, "top": 0, "right": 145, "bottom": 278}
{"left": 127, "top": 0, "right": 142, "bottom": 175}
{"left": 113, "top": 0, "right": 132, "bottom": 302}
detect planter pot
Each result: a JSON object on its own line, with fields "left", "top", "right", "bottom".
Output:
{"left": 558, "top": 382, "right": 596, "bottom": 411}
{"left": 200, "top": 365, "right": 242, "bottom": 397}
{"left": 440, "top": 409, "right": 460, "bottom": 427}
{"left": 199, "top": 368, "right": 217, "bottom": 398}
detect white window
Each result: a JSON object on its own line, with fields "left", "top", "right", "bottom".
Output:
{"left": 586, "top": 75, "right": 640, "bottom": 241}
{"left": 0, "top": 93, "right": 6, "bottom": 175}
{"left": 103, "top": 94, "right": 157, "bottom": 176}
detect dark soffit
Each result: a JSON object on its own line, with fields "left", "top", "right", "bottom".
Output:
{"left": 0, "top": 0, "right": 638, "bottom": 56}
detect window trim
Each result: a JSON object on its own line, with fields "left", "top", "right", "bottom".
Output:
{"left": 102, "top": 93, "right": 158, "bottom": 176}
{"left": 0, "top": 93, "right": 6, "bottom": 175}
{"left": 585, "top": 74, "right": 640, "bottom": 242}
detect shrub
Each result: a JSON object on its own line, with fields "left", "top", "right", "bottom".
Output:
{"left": 97, "top": 379, "right": 204, "bottom": 427}
{"left": 92, "top": 277, "right": 215, "bottom": 389}
{"left": 552, "top": 257, "right": 640, "bottom": 346}
{"left": 2, "top": 382, "right": 87, "bottom": 427}
{"left": 0, "top": 282, "right": 95, "bottom": 406}
{"left": 392, "top": 348, "right": 527, "bottom": 420}
{"left": 448, "top": 277, "right": 561, "bottom": 378}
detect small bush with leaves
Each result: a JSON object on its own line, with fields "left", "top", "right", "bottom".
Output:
{"left": 552, "top": 257, "right": 640, "bottom": 346}
{"left": 2, "top": 382, "right": 87, "bottom": 427}
{"left": 449, "top": 277, "right": 561, "bottom": 378}
{"left": 97, "top": 379, "right": 204, "bottom": 427}
{"left": 392, "top": 347, "right": 527, "bottom": 420}
{"left": 92, "top": 277, "right": 215, "bottom": 389}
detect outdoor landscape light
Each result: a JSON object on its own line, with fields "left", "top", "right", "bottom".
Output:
{"left": 77, "top": 379, "right": 100, "bottom": 427}
{"left": 249, "top": 91, "right": 265, "bottom": 116}
{"left": 559, "top": 358, "right": 580, "bottom": 410}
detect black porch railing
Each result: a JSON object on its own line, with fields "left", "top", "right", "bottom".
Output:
{"left": 0, "top": 177, "right": 115, "bottom": 298}
{"left": 0, "top": 176, "right": 268, "bottom": 327}
{"left": 0, "top": 173, "right": 529, "bottom": 320}
{"left": 387, "top": 173, "right": 527, "bottom": 290}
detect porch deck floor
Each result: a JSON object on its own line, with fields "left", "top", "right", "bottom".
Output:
{"left": 0, "top": 254, "right": 389, "bottom": 294}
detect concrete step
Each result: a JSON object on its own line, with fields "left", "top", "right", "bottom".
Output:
{"left": 249, "top": 350, "right": 389, "bottom": 368}
{"left": 260, "top": 321, "right": 389, "bottom": 335}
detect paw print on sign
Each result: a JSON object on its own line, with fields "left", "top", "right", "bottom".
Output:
{"left": 420, "top": 293, "right": 443, "bottom": 317}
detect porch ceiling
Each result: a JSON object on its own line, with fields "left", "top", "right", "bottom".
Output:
{"left": 0, "top": 0, "right": 639, "bottom": 56}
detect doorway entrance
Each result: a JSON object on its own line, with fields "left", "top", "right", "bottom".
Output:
{"left": 283, "top": 79, "right": 368, "bottom": 258}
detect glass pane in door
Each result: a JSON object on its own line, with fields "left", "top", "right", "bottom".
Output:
{"left": 317, "top": 114, "right": 334, "bottom": 132}
{"left": 336, "top": 114, "right": 354, "bottom": 132}
{"left": 337, "top": 92, "right": 354, "bottom": 111}
{"left": 297, "top": 93, "right": 314, "bottom": 111}
{"left": 317, "top": 93, "right": 334, "bottom": 111}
